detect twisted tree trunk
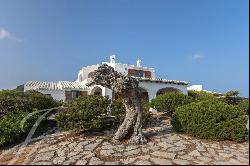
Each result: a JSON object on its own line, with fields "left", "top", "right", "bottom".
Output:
{"left": 112, "top": 90, "right": 147, "bottom": 144}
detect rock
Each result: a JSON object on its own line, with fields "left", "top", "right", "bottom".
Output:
{"left": 174, "top": 140, "right": 191, "bottom": 146}
{"left": 212, "top": 161, "right": 233, "bottom": 165}
{"left": 53, "top": 157, "right": 66, "bottom": 164}
{"left": 68, "top": 142, "right": 78, "bottom": 149}
{"left": 33, "top": 151, "right": 55, "bottom": 162}
{"left": 57, "top": 148, "right": 68, "bottom": 157}
{"left": 123, "top": 149, "right": 141, "bottom": 156}
{"left": 168, "top": 135, "right": 181, "bottom": 141}
{"left": 85, "top": 142, "right": 100, "bottom": 151}
{"left": 167, "top": 146, "right": 186, "bottom": 152}
{"left": 88, "top": 157, "right": 104, "bottom": 165}
{"left": 99, "top": 149, "right": 115, "bottom": 157}
{"left": 126, "top": 145, "right": 138, "bottom": 151}
{"left": 62, "top": 159, "right": 76, "bottom": 165}
{"left": 197, "top": 156, "right": 212, "bottom": 163}
{"left": 188, "top": 150, "right": 201, "bottom": 157}
{"left": 105, "top": 161, "right": 120, "bottom": 165}
{"left": 71, "top": 154, "right": 83, "bottom": 160}
{"left": 112, "top": 152, "right": 123, "bottom": 157}
{"left": 151, "top": 151, "right": 176, "bottom": 160}
{"left": 58, "top": 141, "right": 71, "bottom": 146}
{"left": 150, "top": 158, "right": 172, "bottom": 165}
{"left": 196, "top": 145, "right": 206, "bottom": 152}
{"left": 32, "top": 161, "right": 52, "bottom": 165}
{"left": 76, "top": 160, "right": 88, "bottom": 165}
{"left": 67, "top": 151, "right": 80, "bottom": 158}
{"left": 207, "top": 148, "right": 216, "bottom": 156}
{"left": 81, "top": 152, "right": 95, "bottom": 159}
{"left": 138, "top": 155, "right": 151, "bottom": 160}
{"left": 134, "top": 160, "right": 151, "bottom": 165}
{"left": 101, "top": 145, "right": 115, "bottom": 150}
{"left": 38, "top": 145, "right": 57, "bottom": 153}
{"left": 178, "top": 155, "right": 194, "bottom": 160}
{"left": 158, "top": 142, "right": 173, "bottom": 149}
{"left": 173, "top": 159, "right": 190, "bottom": 165}
{"left": 229, "top": 158, "right": 241, "bottom": 165}
{"left": 148, "top": 145, "right": 161, "bottom": 151}
{"left": 142, "top": 147, "right": 150, "bottom": 153}
{"left": 121, "top": 157, "right": 137, "bottom": 164}
{"left": 218, "top": 153, "right": 233, "bottom": 158}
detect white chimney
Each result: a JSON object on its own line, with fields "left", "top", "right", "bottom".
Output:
{"left": 136, "top": 59, "right": 142, "bottom": 67}
{"left": 110, "top": 55, "right": 116, "bottom": 63}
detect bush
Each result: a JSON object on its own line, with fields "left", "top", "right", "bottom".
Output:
{"left": 110, "top": 98, "right": 126, "bottom": 127}
{"left": 0, "top": 90, "right": 60, "bottom": 117}
{"left": 237, "top": 99, "right": 249, "bottom": 114}
{"left": 110, "top": 98, "right": 152, "bottom": 128}
{"left": 0, "top": 110, "right": 42, "bottom": 146}
{"left": 55, "top": 95, "right": 110, "bottom": 131}
{"left": 171, "top": 99, "right": 248, "bottom": 141}
{"left": 188, "top": 90, "right": 215, "bottom": 101}
{"left": 150, "top": 92, "right": 193, "bottom": 116}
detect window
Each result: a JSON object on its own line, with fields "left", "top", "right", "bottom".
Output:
{"left": 135, "top": 70, "right": 144, "bottom": 77}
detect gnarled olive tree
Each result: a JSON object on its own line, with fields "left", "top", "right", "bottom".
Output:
{"left": 86, "top": 64, "right": 147, "bottom": 144}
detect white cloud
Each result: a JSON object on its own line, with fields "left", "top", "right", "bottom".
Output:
{"left": 189, "top": 52, "right": 204, "bottom": 61}
{"left": 0, "top": 28, "right": 22, "bottom": 42}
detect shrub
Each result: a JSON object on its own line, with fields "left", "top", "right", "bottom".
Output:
{"left": 110, "top": 98, "right": 126, "bottom": 127}
{"left": 150, "top": 92, "right": 193, "bottom": 116}
{"left": 171, "top": 99, "right": 248, "bottom": 141}
{"left": 188, "top": 90, "right": 215, "bottom": 101}
{"left": 0, "top": 90, "right": 60, "bottom": 117}
{"left": 26, "top": 90, "right": 61, "bottom": 110}
{"left": 55, "top": 95, "right": 110, "bottom": 131}
{"left": 237, "top": 99, "right": 249, "bottom": 114}
{"left": 0, "top": 110, "right": 42, "bottom": 146}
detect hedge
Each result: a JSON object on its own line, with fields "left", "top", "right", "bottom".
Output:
{"left": 150, "top": 92, "right": 193, "bottom": 116}
{"left": 171, "top": 99, "right": 248, "bottom": 141}
{"left": 55, "top": 95, "right": 111, "bottom": 131}
{"left": 0, "top": 110, "right": 43, "bottom": 146}
{"left": 0, "top": 90, "right": 60, "bottom": 117}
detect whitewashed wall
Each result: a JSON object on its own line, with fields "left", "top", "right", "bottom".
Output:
{"left": 139, "top": 82, "right": 188, "bottom": 112}
{"left": 77, "top": 64, "right": 100, "bottom": 82}
{"left": 36, "top": 90, "right": 65, "bottom": 101}
{"left": 139, "top": 81, "right": 188, "bottom": 100}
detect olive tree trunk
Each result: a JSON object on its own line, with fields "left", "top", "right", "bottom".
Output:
{"left": 112, "top": 90, "right": 147, "bottom": 144}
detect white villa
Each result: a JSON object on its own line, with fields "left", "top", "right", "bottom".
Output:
{"left": 24, "top": 55, "right": 190, "bottom": 111}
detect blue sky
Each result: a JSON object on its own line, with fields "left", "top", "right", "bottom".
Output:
{"left": 0, "top": 0, "right": 249, "bottom": 97}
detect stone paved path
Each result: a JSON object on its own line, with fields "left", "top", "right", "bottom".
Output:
{"left": 0, "top": 113, "right": 249, "bottom": 165}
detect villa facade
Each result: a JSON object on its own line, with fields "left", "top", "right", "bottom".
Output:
{"left": 24, "top": 55, "right": 190, "bottom": 112}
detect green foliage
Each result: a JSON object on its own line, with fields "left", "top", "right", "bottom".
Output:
{"left": 187, "top": 90, "right": 215, "bottom": 101}
{"left": 150, "top": 92, "right": 193, "bottom": 116}
{"left": 0, "top": 90, "right": 61, "bottom": 117}
{"left": 0, "top": 110, "right": 41, "bottom": 146}
{"left": 237, "top": 99, "right": 249, "bottom": 114}
{"left": 225, "top": 90, "right": 239, "bottom": 97}
{"left": 13, "top": 84, "right": 24, "bottom": 92}
{"left": 171, "top": 99, "right": 248, "bottom": 141}
{"left": 55, "top": 95, "right": 111, "bottom": 131}
{"left": 110, "top": 98, "right": 126, "bottom": 127}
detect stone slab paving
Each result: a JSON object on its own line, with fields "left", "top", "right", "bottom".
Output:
{"left": 0, "top": 113, "right": 248, "bottom": 165}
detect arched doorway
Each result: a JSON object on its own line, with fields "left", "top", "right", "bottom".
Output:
{"left": 156, "top": 87, "right": 181, "bottom": 96}
{"left": 90, "top": 86, "right": 102, "bottom": 96}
